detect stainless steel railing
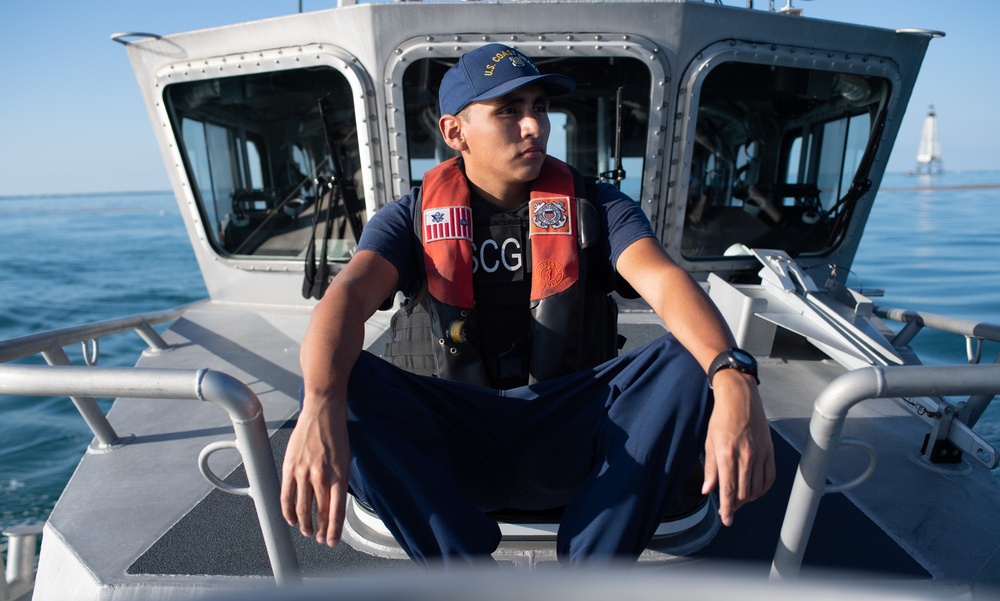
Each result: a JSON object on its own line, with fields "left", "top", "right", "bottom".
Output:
{"left": 0, "top": 303, "right": 200, "bottom": 447}
{"left": 876, "top": 305, "right": 1000, "bottom": 427}
{"left": 0, "top": 304, "right": 199, "bottom": 363}
{"left": 0, "top": 364, "right": 301, "bottom": 585}
{"left": 770, "top": 363, "right": 1000, "bottom": 580}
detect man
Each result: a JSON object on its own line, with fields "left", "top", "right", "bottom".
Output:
{"left": 281, "top": 43, "right": 774, "bottom": 566}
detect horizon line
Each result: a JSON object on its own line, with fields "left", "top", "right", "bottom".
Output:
{"left": 0, "top": 190, "right": 172, "bottom": 201}
{"left": 3, "top": 167, "right": 1000, "bottom": 200}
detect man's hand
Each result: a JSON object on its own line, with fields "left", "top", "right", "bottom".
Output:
{"left": 280, "top": 401, "right": 351, "bottom": 547}
{"left": 701, "top": 369, "right": 775, "bottom": 527}
{"left": 281, "top": 250, "right": 399, "bottom": 546}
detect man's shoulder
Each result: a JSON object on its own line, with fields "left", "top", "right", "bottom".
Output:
{"left": 375, "top": 190, "right": 419, "bottom": 222}
{"left": 587, "top": 182, "right": 645, "bottom": 222}
{"left": 393, "top": 188, "right": 420, "bottom": 210}
{"left": 361, "top": 191, "right": 419, "bottom": 245}
{"left": 592, "top": 181, "right": 633, "bottom": 204}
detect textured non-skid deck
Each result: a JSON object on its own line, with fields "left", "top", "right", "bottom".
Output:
{"left": 128, "top": 413, "right": 927, "bottom": 578}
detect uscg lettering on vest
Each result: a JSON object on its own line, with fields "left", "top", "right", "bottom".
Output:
{"left": 472, "top": 236, "right": 523, "bottom": 278}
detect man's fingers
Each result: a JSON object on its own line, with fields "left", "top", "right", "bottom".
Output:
{"left": 749, "top": 444, "right": 776, "bottom": 503}
{"left": 703, "top": 447, "right": 736, "bottom": 527}
{"left": 738, "top": 452, "right": 753, "bottom": 506}
{"left": 701, "top": 448, "right": 718, "bottom": 496}
{"left": 313, "top": 475, "right": 330, "bottom": 545}
{"left": 717, "top": 464, "right": 737, "bottom": 527}
{"left": 325, "top": 482, "right": 348, "bottom": 547}
{"left": 706, "top": 444, "right": 739, "bottom": 526}
{"left": 280, "top": 470, "right": 298, "bottom": 527}
{"left": 295, "top": 477, "right": 316, "bottom": 537}
{"left": 751, "top": 452, "right": 772, "bottom": 503}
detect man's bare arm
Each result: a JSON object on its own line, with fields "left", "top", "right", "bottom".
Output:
{"left": 280, "top": 250, "right": 399, "bottom": 546}
{"left": 615, "top": 237, "right": 775, "bottom": 526}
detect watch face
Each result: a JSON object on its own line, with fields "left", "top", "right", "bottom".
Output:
{"left": 731, "top": 349, "right": 755, "bottom": 366}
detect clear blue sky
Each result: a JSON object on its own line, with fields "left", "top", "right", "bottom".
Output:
{"left": 1, "top": 0, "right": 997, "bottom": 196}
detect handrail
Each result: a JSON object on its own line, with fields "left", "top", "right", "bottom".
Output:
{"left": 0, "top": 364, "right": 301, "bottom": 585}
{"left": 0, "top": 302, "right": 202, "bottom": 364}
{"left": 875, "top": 305, "right": 1000, "bottom": 427}
{"left": 770, "top": 363, "right": 1000, "bottom": 580}
{"left": 875, "top": 305, "right": 1000, "bottom": 349}
{"left": 0, "top": 303, "right": 202, "bottom": 447}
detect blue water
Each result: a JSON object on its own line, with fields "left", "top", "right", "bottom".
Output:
{"left": 1, "top": 174, "right": 998, "bottom": 532}
{"left": 0, "top": 192, "right": 206, "bottom": 530}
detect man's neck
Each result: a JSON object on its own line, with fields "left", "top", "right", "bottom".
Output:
{"left": 466, "top": 178, "right": 530, "bottom": 212}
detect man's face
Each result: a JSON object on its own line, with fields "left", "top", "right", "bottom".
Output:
{"left": 456, "top": 83, "right": 551, "bottom": 190}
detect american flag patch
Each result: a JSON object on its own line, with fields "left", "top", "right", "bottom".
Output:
{"left": 423, "top": 206, "right": 473, "bottom": 242}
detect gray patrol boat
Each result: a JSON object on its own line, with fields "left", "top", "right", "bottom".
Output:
{"left": 2, "top": 0, "right": 999, "bottom": 599}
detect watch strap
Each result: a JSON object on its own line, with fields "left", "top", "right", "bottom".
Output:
{"left": 707, "top": 347, "right": 759, "bottom": 388}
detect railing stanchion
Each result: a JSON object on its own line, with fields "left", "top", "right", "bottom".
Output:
{"left": 0, "top": 365, "right": 301, "bottom": 585}
{"left": 771, "top": 364, "right": 1000, "bottom": 580}
{"left": 39, "top": 346, "right": 120, "bottom": 447}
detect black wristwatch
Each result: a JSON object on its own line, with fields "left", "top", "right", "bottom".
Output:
{"left": 707, "top": 347, "right": 759, "bottom": 388}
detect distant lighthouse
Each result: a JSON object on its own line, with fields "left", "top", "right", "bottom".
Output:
{"left": 914, "top": 105, "right": 943, "bottom": 175}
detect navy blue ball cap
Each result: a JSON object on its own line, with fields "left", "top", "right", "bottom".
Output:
{"left": 438, "top": 43, "right": 576, "bottom": 117}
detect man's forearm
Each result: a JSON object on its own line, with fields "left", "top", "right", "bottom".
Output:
{"left": 653, "top": 266, "right": 737, "bottom": 372}
{"left": 300, "top": 283, "right": 367, "bottom": 409}
{"left": 616, "top": 238, "right": 737, "bottom": 373}
{"left": 299, "top": 250, "right": 400, "bottom": 410}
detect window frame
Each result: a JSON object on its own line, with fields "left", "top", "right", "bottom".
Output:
{"left": 156, "top": 44, "right": 380, "bottom": 263}
{"left": 668, "top": 40, "right": 900, "bottom": 271}
{"left": 383, "top": 35, "right": 671, "bottom": 221}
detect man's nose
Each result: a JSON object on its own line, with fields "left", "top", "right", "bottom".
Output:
{"left": 521, "top": 112, "right": 545, "bottom": 138}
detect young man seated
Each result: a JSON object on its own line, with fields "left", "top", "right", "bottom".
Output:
{"left": 281, "top": 43, "right": 774, "bottom": 567}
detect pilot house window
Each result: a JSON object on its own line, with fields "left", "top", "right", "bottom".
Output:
{"left": 682, "top": 62, "right": 888, "bottom": 259}
{"left": 166, "top": 68, "right": 365, "bottom": 258}
{"left": 401, "top": 56, "right": 652, "bottom": 203}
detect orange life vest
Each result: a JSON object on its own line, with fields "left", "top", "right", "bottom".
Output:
{"left": 420, "top": 155, "right": 579, "bottom": 307}
{"left": 386, "top": 156, "right": 618, "bottom": 387}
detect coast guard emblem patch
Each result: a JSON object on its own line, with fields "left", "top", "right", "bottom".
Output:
{"left": 530, "top": 199, "right": 571, "bottom": 234}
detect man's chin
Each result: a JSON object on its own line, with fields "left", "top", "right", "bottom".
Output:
{"left": 515, "top": 158, "right": 546, "bottom": 182}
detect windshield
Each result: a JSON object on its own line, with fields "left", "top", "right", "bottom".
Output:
{"left": 401, "top": 56, "right": 652, "bottom": 202}
{"left": 682, "top": 62, "right": 889, "bottom": 259}
{"left": 165, "top": 67, "right": 365, "bottom": 259}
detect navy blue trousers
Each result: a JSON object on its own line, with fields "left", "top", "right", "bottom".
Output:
{"left": 344, "top": 333, "right": 711, "bottom": 567}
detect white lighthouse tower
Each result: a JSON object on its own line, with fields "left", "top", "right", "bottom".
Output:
{"left": 914, "top": 105, "right": 943, "bottom": 175}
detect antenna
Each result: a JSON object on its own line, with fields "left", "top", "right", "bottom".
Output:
{"left": 774, "top": 0, "right": 811, "bottom": 16}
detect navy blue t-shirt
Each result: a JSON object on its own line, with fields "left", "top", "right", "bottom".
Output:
{"left": 357, "top": 181, "right": 657, "bottom": 298}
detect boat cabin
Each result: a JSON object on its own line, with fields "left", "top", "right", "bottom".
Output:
{"left": 125, "top": 1, "right": 931, "bottom": 307}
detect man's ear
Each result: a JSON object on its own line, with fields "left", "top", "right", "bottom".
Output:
{"left": 439, "top": 114, "right": 467, "bottom": 152}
